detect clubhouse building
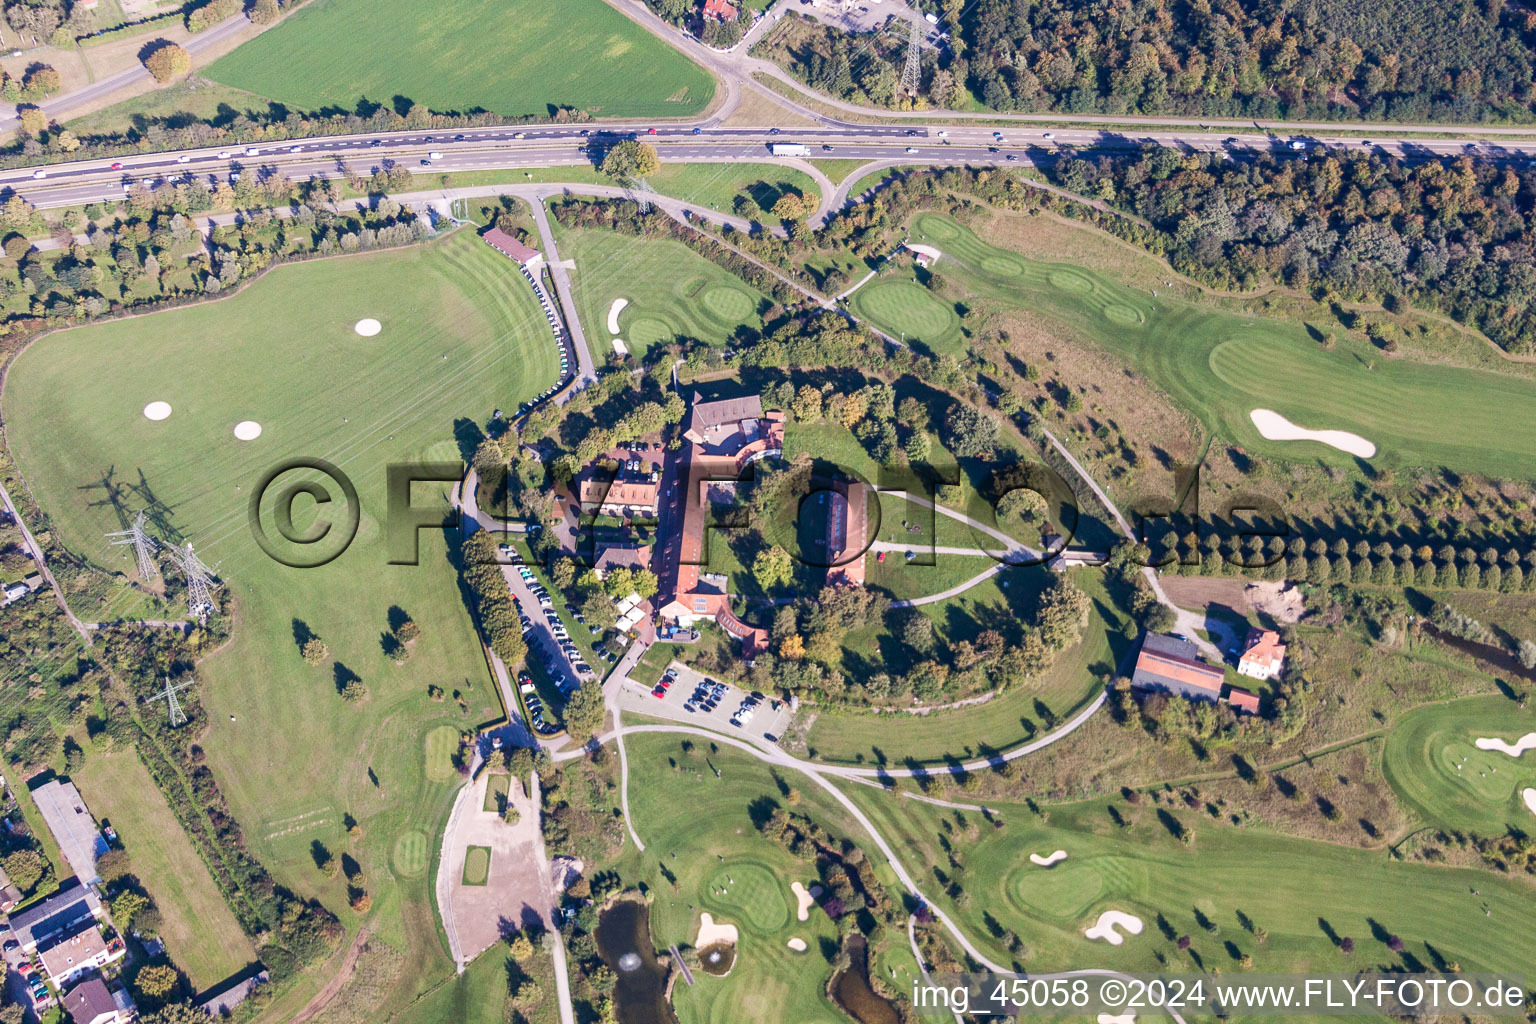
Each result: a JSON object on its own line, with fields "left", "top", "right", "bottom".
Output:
{"left": 1131, "top": 633, "right": 1263, "bottom": 715}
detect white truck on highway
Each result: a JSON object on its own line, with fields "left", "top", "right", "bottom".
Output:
{"left": 769, "top": 143, "right": 810, "bottom": 156}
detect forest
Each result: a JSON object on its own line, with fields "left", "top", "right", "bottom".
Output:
{"left": 957, "top": 0, "right": 1536, "bottom": 121}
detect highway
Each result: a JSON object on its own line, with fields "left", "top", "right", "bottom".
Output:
{"left": 7, "top": 118, "right": 1536, "bottom": 213}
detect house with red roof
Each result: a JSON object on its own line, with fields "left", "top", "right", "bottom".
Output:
{"left": 702, "top": 0, "right": 738, "bottom": 21}
{"left": 1237, "top": 627, "right": 1286, "bottom": 681}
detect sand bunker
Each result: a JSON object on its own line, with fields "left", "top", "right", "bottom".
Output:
{"left": 1030, "top": 850, "right": 1068, "bottom": 867}
{"left": 1084, "top": 911, "right": 1144, "bottom": 946}
{"left": 143, "top": 401, "right": 172, "bottom": 421}
{"left": 1098, "top": 1015, "right": 1137, "bottom": 1024}
{"left": 1249, "top": 409, "right": 1376, "bottom": 458}
{"left": 787, "top": 937, "right": 807, "bottom": 952}
{"left": 607, "top": 298, "right": 628, "bottom": 334}
{"left": 695, "top": 913, "right": 738, "bottom": 948}
{"left": 791, "top": 881, "right": 815, "bottom": 921}
{"left": 233, "top": 421, "right": 262, "bottom": 441}
{"left": 354, "top": 318, "right": 381, "bottom": 337}
{"left": 1476, "top": 734, "right": 1536, "bottom": 758}
{"left": 611, "top": 338, "right": 629, "bottom": 355}
{"left": 1524, "top": 789, "right": 1536, "bottom": 817}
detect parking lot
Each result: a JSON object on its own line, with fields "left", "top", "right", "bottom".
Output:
{"left": 624, "top": 660, "right": 793, "bottom": 743}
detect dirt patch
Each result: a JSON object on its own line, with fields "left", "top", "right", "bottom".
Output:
{"left": 1158, "top": 576, "right": 1251, "bottom": 612}
{"left": 1246, "top": 579, "right": 1306, "bottom": 624}
{"left": 439, "top": 771, "right": 550, "bottom": 961}
{"left": 289, "top": 927, "right": 371, "bottom": 1024}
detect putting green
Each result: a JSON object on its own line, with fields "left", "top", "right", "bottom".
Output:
{"left": 424, "top": 725, "right": 460, "bottom": 782}
{"left": 1007, "top": 859, "right": 1106, "bottom": 921}
{"left": 462, "top": 845, "right": 491, "bottom": 886}
{"left": 1383, "top": 695, "right": 1536, "bottom": 835}
{"left": 392, "top": 830, "right": 429, "bottom": 879}
{"left": 1103, "top": 303, "right": 1144, "bottom": 326}
{"left": 700, "top": 285, "right": 756, "bottom": 324}
{"left": 483, "top": 773, "right": 511, "bottom": 812}
{"left": 853, "top": 281, "right": 957, "bottom": 342}
{"left": 626, "top": 316, "right": 675, "bottom": 348}
{"left": 703, "top": 860, "right": 788, "bottom": 934}
{"left": 1048, "top": 268, "right": 1095, "bottom": 293}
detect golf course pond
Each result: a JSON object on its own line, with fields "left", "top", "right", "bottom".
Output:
{"left": 831, "top": 934, "right": 900, "bottom": 1024}
{"left": 596, "top": 898, "right": 677, "bottom": 1024}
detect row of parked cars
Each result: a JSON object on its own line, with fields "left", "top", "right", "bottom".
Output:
{"left": 518, "top": 672, "right": 561, "bottom": 736}
{"left": 513, "top": 564, "right": 595, "bottom": 683}
{"left": 680, "top": 673, "right": 727, "bottom": 713}
{"left": 730, "top": 693, "right": 766, "bottom": 728}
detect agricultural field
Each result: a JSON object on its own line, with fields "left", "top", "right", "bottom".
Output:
{"left": 73, "top": 748, "right": 257, "bottom": 990}
{"left": 615, "top": 733, "right": 923, "bottom": 1024}
{"left": 854, "top": 211, "right": 1536, "bottom": 478}
{"left": 204, "top": 0, "right": 716, "bottom": 119}
{"left": 558, "top": 226, "right": 774, "bottom": 363}
{"left": 3, "top": 227, "right": 548, "bottom": 1002}
{"left": 1382, "top": 695, "right": 1536, "bottom": 836}
{"left": 845, "top": 780, "right": 1536, "bottom": 985}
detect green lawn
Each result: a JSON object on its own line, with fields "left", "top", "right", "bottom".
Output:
{"left": 73, "top": 748, "right": 257, "bottom": 989}
{"left": 462, "top": 845, "right": 491, "bottom": 886}
{"left": 863, "top": 211, "right": 1536, "bottom": 477}
{"left": 3, "top": 227, "right": 548, "bottom": 998}
{"left": 482, "top": 773, "right": 511, "bottom": 814}
{"left": 843, "top": 780, "right": 1536, "bottom": 985}
{"left": 1381, "top": 694, "right": 1536, "bottom": 836}
{"left": 558, "top": 225, "right": 774, "bottom": 363}
{"left": 617, "top": 733, "right": 918, "bottom": 1024}
{"left": 645, "top": 163, "right": 819, "bottom": 216}
{"left": 204, "top": 0, "right": 716, "bottom": 119}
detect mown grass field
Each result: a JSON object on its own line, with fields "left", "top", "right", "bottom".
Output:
{"left": 616, "top": 733, "right": 922, "bottom": 1024}
{"left": 844, "top": 781, "right": 1536, "bottom": 988}
{"left": 853, "top": 211, "right": 1536, "bottom": 477}
{"left": 74, "top": 748, "right": 257, "bottom": 989}
{"left": 205, "top": 0, "right": 715, "bottom": 119}
{"left": 558, "top": 226, "right": 774, "bottom": 363}
{"left": 3, "top": 228, "right": 550, "bottom": 1004}
{"left": 1382, "top": 694, "right": 1536, "bottom": 835}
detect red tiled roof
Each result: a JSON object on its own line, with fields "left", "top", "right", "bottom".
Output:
{"left": 1134, "top": 649, "right": 1225, "bottom": 694}
{"left": 578, "top": 479, "right": 659, "bottom": 509}
{"left": 1239, "top": 628, "right": 1286, "bottom": 671}
{"left": 702, "top": 0, "right": 738, "bottom": 20}
{"left": 483, "top": 227, "right": 541, "bottom": 264}
{"left": 1226, "top": 686, "right": 1261, "bottom": 713}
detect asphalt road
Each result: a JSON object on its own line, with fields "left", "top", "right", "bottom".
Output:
{"left": 6, "top": 117, "right": 1535, "bottom": 213}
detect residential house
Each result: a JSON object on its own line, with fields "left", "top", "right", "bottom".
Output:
{"left": 8, "top": 881, "right": 104, "bottom": 955}
{"left": 1237, "top": 628, "right": 1286, "bottom": 681}
{"left": 682, "top": 393, "right": 765, "bottom": 448}
{"left": 38, "top": 922, "right": 123, "bottom": 987}
{"left": 593, "top": 546, "right": 652, "bottom": 578}
{"left": 1129, "top": 633, "right": 1226, "bottom": 702}
{"left": 32, "top": 778, "right": 110, "bottom": 884}
{"left": 62, "top": 975, "right": 134, "bottom": 1024}
{"left": 0, "top": 862, "right": 21, "bottom": 912}
{"left": 577, "top": 477, "right": 659, "bottom": 519}
{"left": 701, "top": 0, "right": 738, "bottom": 21}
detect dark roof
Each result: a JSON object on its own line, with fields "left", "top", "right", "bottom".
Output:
{"left": 63, "top": 976, "right": 116, "bottom": 1022}
{"left": 1131, "top": 633, "right": 1225, "bottom": 697}
{"left": 8, "top": 881, "right": 99, "bottom": 948}
{"left": 198, "top": 970, "right": 270, "bottom": 1016}
{"left": 688, "top": 393, "right": 763, "bottom": 432}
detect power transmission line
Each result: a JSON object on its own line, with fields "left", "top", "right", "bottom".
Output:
{"left": 165, "top": 540, "right": 220, "bottom": 622}
{"left": 145, "top": 675, "right": 195, "bottom": 727}
{"left": 105, "top": 510, "right": 160, "bottom": 580}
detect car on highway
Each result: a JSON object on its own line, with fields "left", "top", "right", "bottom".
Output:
{"left": 1289, "top": 140, "right": 1308, "bottom": 150}
{"left": 245, "top": 147, "right": 260, "bottom": 156}
{"left": 905, "top": 147, "right": 919, "bottom": 154}
{"left": 647, "top": 127, "right": 657, "bottom": 134}
{"left": 1042, "top": 131, "right": 1054, "bottom": 139}
{"left": 428, "top": 151, "right": 443, "bottom": 159}
{"left": 1005, "top": 154, "right": 1017, "bottom": 160}
{"left": 289, "top": 145, "right": 303, "bottom": 152}
{"left": 110, "top": 161, "right": 123, "bottom": 169}
{"left": 420, "top": 159, "right": 432, "bottom": 166}
{"left": 822, "top": 144, "right": 834, "bottom": 151}
{"left": 30, "top": 170, "right": 45, "bottom": 179}
{"left": 692, "top": 127, "right": 702, "bottom": 134}
{"left": 176, "top": 154, "right": 191, "bottom": 163}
